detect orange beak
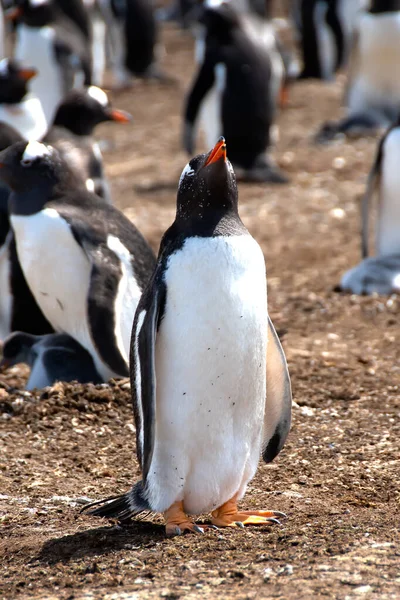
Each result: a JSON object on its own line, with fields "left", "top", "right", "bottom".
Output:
{"left": 18, "top": 68, "right": 37, "bottom": 82}
{"left": 5, "top": 6, "right": 23, "bottom": 21}
{"left": 204, "top": 137, "right": 227, "bottom": 167}
{"left": 108, "top": 108, "right": 132, "bottom": 123}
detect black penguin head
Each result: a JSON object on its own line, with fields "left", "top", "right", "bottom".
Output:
{"left": 201, "top": 0, "right": 241, "bottom": 36}
{"left": 0, "top": 58, "right": 37, "bottom": 104}
{"left": 176, "top": 137, "right": 238, "bottom": 220}
{"left": 53, "top": 86, "right": 132, "bottom": 135}
{"left": 6, "top": 0, "right": 56, "bottom": 28}
{"left": 0, "top": 331, "right": 37, "bottom": 369}
{"left": 0, "top": 140, "right": 70, "bottom": 201}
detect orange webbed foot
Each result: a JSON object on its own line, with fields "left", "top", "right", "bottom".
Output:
{"left": 211, "top": 498, "right": 286, "bottom": 528}
{"left": 164, "top": 501, "right": 214, "bottom": 537}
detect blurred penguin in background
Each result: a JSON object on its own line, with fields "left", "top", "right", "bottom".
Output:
{"left": 0, "top": 2, "right": 5, "bottom": 60}
{"left": 317, "top": 0, "right": 400, "bottom": 141}
{"left": 184, "top": 0, "right": 288, "bottom": 183}
{"left": 9, "top": 0, "right": 92, "bottom": 124}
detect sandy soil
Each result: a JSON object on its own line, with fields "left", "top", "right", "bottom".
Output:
{"left": 1, "top": 18, "right": 400, "bottom": 600}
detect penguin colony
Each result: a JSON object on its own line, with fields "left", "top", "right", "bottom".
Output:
{"left": 0, "top": 0, "right": 398, "bottom": 536}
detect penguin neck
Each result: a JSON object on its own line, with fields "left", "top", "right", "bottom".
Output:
{"left": 8, "top": 171, "right": 77, "bottom": 217}
{"left": 175, "top": 197, "right": 245, "bottom": 237}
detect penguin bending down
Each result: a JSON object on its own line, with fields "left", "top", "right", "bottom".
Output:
{"left": 0, "top": 58, "right": 47, "bottom": 141}
{"left": 183, "top": 1, "right": 288, "bottom": 183}
{"left": 0, "top": 141, "right": 156, "bottom": 381}
{"left": 340, "top": 122, "right": 400, "bottom": 294}
{"left": 9, "top": 0, "right": 92, "bottom": 124}
{"left": 0, "top": 331, "right": 103, "bottom": 389}
{"left": 317, "top": 1, "right": 400, "bottom": 142}
{"left": 45, "top": 86, "right": 132, "bottom": 202}
{"left": 84, "top": 138, "right": 292, "bottom": 536}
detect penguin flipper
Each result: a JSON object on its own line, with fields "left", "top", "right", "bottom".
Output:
{"left": 262, "top": 316, "right": 292, "bottom": 464}
{"left": 183, "top": 54, "right": 216, "bottom": 152}
{"left": 361, "top": 137, "right": 384, "bottom": 259}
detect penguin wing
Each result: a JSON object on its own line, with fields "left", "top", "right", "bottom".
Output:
{"left": 130, "top": 267, "right": 166, "bottom": 483}
{"left": 262, "top": 316, "right": 292, "bottom": 464}
{"left": 184, "top": 51, "right": 217, "bottom": 127}
{"left": 361, "top": 131, "right": 388, "bottom": 259}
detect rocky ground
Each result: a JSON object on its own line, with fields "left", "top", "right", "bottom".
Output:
{"left": 1, "top": 16, "right": 400, "bottom": 600}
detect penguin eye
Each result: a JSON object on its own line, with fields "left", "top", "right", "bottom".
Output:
{"left": 21, "top": 158, "right": 33, "bottom": 167}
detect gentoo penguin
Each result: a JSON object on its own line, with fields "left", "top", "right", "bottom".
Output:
{"left": 183, "top": 0, "right": 288, "bottom": 183}
{"left": 0, "top": 140, "right": 156, "bottom": 380}
{"left": 0, "top": 124, "right": 53, "bottom": 341}
{"left": 56, "top": 0, "right": 91, "bottom": 40}
{"left": 45, "top": 85, "right": 132, "bottom": 201}
{"left": 9, "top": 0, "right": 92, "bottom": 124}
{"left": 0, "top": 58, "right": 47, "bottom": 141}
{"left": 317, "top": 0, "right": 400, "bottom": 141}
{"left": 84, "top": 138, "right": 292, "bottom": 536}
{"left": 340, "top": 121, "right": 400, "bottom": 294}
{"left": 0, "top": 331, "right": 103, "bottom": 389}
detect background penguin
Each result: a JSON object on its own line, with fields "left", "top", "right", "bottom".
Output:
{"left": 0, "top": 124, "right": 53, "bottom": 341}
{"left": 0, "top": 58, "right": 47, "bottom": 141}
{"left": 84, "top": 138, "right": 292, "bottom": 536}
{"left": 340, "top": 120, "right": 400, "bottom": 294}
{"left": 0, "top": 140, "right": 156, "bottom": 381}
{"left": 44, "top": 85, "right": 132, "bottom": 202}
{"left": 183, "top": 0, "right": 288, "bottom": 183}
{"left": 317, "top": 0, "right": 400, "bottom": 141}
{"left": 0, "top": 2, "right": 5, "bottom": 60}
{"left": 56, "top": 0, "right": 92, "bottom": 40}
{"left": 0, "top": 331, "right": 103, "bottom": 389}
{"left": 9, "top": 0, "right": 92, "bottom": 124}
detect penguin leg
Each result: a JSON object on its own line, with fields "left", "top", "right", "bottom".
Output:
{"left": 211, "top": 496, "right": 284, "bottom": 528}
{"left": 164, "top": 501, "right": 205, "bottom": 537}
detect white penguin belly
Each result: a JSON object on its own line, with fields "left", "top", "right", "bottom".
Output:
{"left": 11, "top": 209, "right": 117, "bottom": 381}
{"left": 15, "top": 25, "right": 63, "bottom": 125}
{"left": 348, "top": 14, "right": 400, "bottom": 115}
{"left": 146, "top": 235, "right": 268, "bottom": 515}
{"left": 0, "top": 234, "right": 12, "bottom": 341}
{"left": 0, "top": 96, "right": 48, "bottom": 141}
{"left": 377, "top": 129, "right": 400, "bottom": 256}
{"left": 199, "top": 63, "right": 226, "bottom": 150}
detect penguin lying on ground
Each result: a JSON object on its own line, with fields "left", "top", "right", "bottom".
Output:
{"left": 183, "top": 0, "right": 288, "bottom": 183}
{"left": 0, "top": 140, "right": 156, "bottom": 380}
{"left": 9, "top": 0, "right": 92, "bottom": 124}
{"left": 317, "top": 0, "right": 400, "bottom": 142}
{"left": 45, "top": 85, "right": 132, "bottom": 202}
{"left": 84, "top": 138, "right": 292, "bottom": 536}
{"left": 0, "top": 331, "right": 103, "bottom": 389}
{"left": 340, "top": 121, "right": 400, "bottom": 294}
{"left": 0, "top": 124, "right": 53, "bottom": 341}
{"left": 0, "top": 58, "right": 47, "bottom": 141}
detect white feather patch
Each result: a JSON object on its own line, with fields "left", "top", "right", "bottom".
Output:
{"left": 87, "top": 85, "right": 109, "bottom": 108}
{"left": 133, "top": 309, "right": 147, "bottom": 460}
{"left": 179, "top": 163, "right": 195, "bottom": 186}
{"left": 22, "top": 141, "right": 52, "bottom": 163}
{"left": 0, "top": 58, "right": 9, "bottom": 76}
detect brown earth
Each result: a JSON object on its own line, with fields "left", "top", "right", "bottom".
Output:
{"left": 1, "top": 17, "right": 400, "bottom": 600}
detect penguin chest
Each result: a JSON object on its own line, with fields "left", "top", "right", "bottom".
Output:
{"left": 378, "top": 129, "right": 400, "bottom": 256}
{"left": 10, "top": 209, "right": 95, "bottom": 360}
{"left": 15, "top": 26, "right": 63, "bottom": 124}
{"left": 148, "top": 235, "right": 268, "bottom": 515}
{"left": 199, "top": 62, "right": 226, "bottom": 149}
{"left": 0, "top": 233, "right": 12, "bottom": 340}
{"left": 0, "top": 97, "right": 48, "bottom": 142}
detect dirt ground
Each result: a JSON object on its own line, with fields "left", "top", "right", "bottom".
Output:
{"left": 1, "top": 15, "right": 400, "bottom": 600}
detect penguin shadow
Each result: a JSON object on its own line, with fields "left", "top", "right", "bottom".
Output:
{"left": 36, "top": 521, "right": 164, "bottom": 565}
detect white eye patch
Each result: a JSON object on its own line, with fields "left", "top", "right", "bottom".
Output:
{"left": 87, "top": 86, "right": 109, "bottom": 108}
{"left": 29, "top": 0, "right": 50, "bottom": 7}
{"left": 204, "top": 0, "right": 228, "bottom": 8}
{"left": 0, "top": 59, "right": 9, "bottom": 76}
{"left": 21, "top": 141, "right": 53, "bottom": 166}
{"left": 179, "top": 163, "right": 195, "bottom": 186}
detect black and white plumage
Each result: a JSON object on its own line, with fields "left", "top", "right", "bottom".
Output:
{"left": 44, "top": 85, "right": 132, "bottom": 202}
{"left": 340, "top": 121, "right": 400, "bottom": 295}
{"left": 0, "top": 331, "right": 103, "bottom": 389}
{"left": 85, "top": 138, "right": 291, "bottom": 536}
{"left": 10, "top": 0, "right": 92, "bottom": 124}
{"left": 183, "top": 0, "right": 288, "bottom": 183}
{"left": 0, "top": 140, "right": 156, "bottom": 380}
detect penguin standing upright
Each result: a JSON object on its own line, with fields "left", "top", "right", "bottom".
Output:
{"left": 9, "top": 0, "right": 92, "bottom": 124}
{"left": 318, "top": 0, "right": 400, "bottom": 140}
{"left": 340, "top": 120, "right": 400, "bottom": 295}
{"left": 0, "top": 58, "right": 47, "bottom": 141}
{"left": 85, "top": 138, "right": 292, "bottom": 536}
{"left": 45, "top": 85, "right": 132, "bottom": 202}
{"left": 0, "top": 140, "right": 156, "bottom": 380}
{"left": 183, "top": 0, "right": 287, "bottom": 183}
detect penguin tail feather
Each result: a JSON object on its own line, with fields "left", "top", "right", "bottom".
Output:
{"left": 81, "top": 481, "right": 151, "bottom": 522}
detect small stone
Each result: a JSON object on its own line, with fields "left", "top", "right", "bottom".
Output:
{"left": 354, "top": 585, "right": 373, "bottom": 595}
{"left": 263, "top": 568, "right": 274, "bottom": 582}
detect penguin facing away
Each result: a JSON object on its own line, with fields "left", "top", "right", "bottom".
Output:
{"left": 0, "top": 331, "right": 103, "bottom": 389}
{"left": 340, "top": 121, "right": 400, "bottom": 294}
{"left": 0, "top": 140, "right": 156, "bottom": 381}
{"left": 0, "top": 58, "right": 48, "bottom": 142}
{"left": 85, "top": 138, "right": 292, "bottom": 536}
{"left": 184, "top": 0, "right": 288, "bottom": 183}
{"left": 9, "top": 0, "right": 92, "bottom": 124}
{"left": 45, "top": 85, "right": 132, "bottom": 202}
